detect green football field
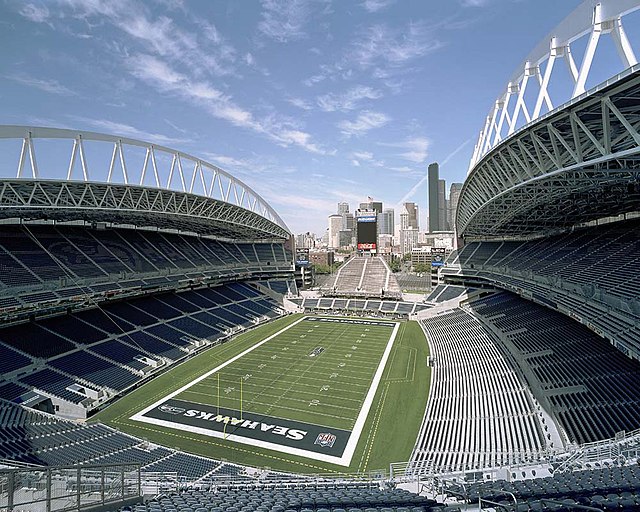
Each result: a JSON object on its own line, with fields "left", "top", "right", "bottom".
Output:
{"left": 92, "top": 314, "right": 431, "bottom": 474}
{"left": 175, "top": 316, "right": 393, "bottom": 430}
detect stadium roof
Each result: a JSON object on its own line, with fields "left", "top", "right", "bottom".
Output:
{"left": 0, "top": 125, "right": 290, "bottom": 241}
{"left": 457, "top": 68, "right": 640, "bottom": 240}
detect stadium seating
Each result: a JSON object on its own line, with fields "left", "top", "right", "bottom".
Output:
{"left": 0, "top": 225, "right": 291, "bottom": 314}
{"left": 116, "top": 485, "right": 442, "bottom": 512}
{"left": 424, "top": 285, "right": 474, "bottom": 303}
{"left": 469, "top": 292, "right": 640, "bottom": 444}
{"left": 459, "top": 463, "right": 640, "bottom": 511}
{"left": 0, "top": 283, "right": 284, "bottom": 408}
{"left": 290, "top": 297, "right": 430, "bottom": 317}
{"left": 0, "top": 399, "right": 237, "bottom": 482}
{"left": 412, "top": 308, "right": 546, "bottom": 473}
{"left": 448, "top": 218, "right": 640, "bottom": 358}
{"left": 257, "top": 279, "right": 298, "bottom": 296}
{"left": 321, "top": 256, "right": 401, "bottom": 298}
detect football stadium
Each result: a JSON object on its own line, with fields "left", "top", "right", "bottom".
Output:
{"left": 3, "top": 1, "right": 640, "bottom": 512}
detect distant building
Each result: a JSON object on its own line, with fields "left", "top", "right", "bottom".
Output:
{"left": 401, "top": 202, "right": 419, "bottom": 229}
{"left": 310, "top": 251, "right": 334, "bottom": 267}
{"left": 377, "top": 234, "right": 394, "bottom": 254}
{"left": 295, "top": 232, "right": 316, "bottom": 249}
{"left": 378, "top": 208, "right": 395, "bottom": 235}
{"left": 338, "top": 202, "right": 349, "bottom": 215}
{"left": 328, "top": 214, "right": 343, "bottom": 249}
{"left": 428, "top": 163, "right": 440, "bottom": 233}
{"left": 424, "top": 231, "right": 456, "bottom": 250}
{"left": 338, "top": 229, "right": 352, "bottom": 247}
{"left": 448, "top": 182, "right": 463, "bottom": 232}
{"left": 359, "top": 199, "right": 383, "bottom": 214}
{"left": 343, "top": 212, "right": 355, "bottom": 231}
{"left": 400, "top": 227, "right": 419, "bottom": 255}
{"left": 438, "top": 179, "right": 447, "bottom": 230}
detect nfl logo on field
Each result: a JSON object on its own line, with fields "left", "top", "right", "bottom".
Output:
{"left": 314, "top": 432, "right": 337, "bottom": 448}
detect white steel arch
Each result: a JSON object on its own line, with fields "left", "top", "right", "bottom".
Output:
{"left": 470, "top": 0, "right": 640, "bottom": 170}
{"left": 0, "top": 125, "right": 289, "bottom": 234}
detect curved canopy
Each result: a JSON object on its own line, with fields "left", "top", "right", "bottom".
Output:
{"left": 0, "top": 125, "right": 290, "bottom": 240}
{"left": 457, "top": 70, "right": 640, "bottom": 240}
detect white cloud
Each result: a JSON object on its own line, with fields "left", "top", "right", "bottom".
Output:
{"left": 69, "top": 117, "right": 188, "bottom": 145}
{"left": 461, "top": 0, "right": 490, "bottom": 6}
{"left": 7, "top": 74, "right": 76, "bottom": 96}
{"left": 361, "top": 0, "right": 395, "bottom": 13}
{"left": 338, "top": 111, "right": 389, "bottom": 137}
{"left": 381, "top": 136, "right": 430, "bottom": 162}
{"left": 128, "top": 53, "right": 329, "bottom": 154}
{"left": 258, "top": 0, "right": 321, "bottom": 43}
{"left": 200, "top": 152, "right": 260, "bottom": 172}
{"left": 275, "top": 129, "right": 326, "bottom": 154}
{"left": 317, "top": 85, "right": 382, "bottom": 112}
{"left": 288, "top": 97, "right": 313, "bottom": 110}
{"left": 351, "top": 150, "right": 386, "bottom": 168}
{"left": 351, "top": 22, "right": 443, "bottom": 69}
{"left": 51, "top": 0, "right": 237, "bottom": 76}
{"left": 352, "top": 151, "right": 374, "bottom": 161}
{"left": 18, "top": 3, "right": 51, "bottom": 23}
{"left": 303, "top": 20, "right": 442, "bottom": 90}
{"left": 32, "top": 2, "right": 327, "bottom": 154}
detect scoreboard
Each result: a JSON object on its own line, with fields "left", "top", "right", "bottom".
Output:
{"left": 357, "top": 215, "right": 377, "bottom": 251}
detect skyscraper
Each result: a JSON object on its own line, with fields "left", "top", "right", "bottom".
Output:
{"left": 328, "top": 214, "right": 343, "bottom": 249}
{"left": 401, "top": 202, "right": 419, "bottom": 229}
{"left": 378, "top": 208, "right": 395, "bottom": 235}
{"left": 438, "top": 179, "right": 447, "bottom": 231}
{"left": 428, "top": 163, "right": 440, "bottom": 233}
{"left": 337, "top": 202, "right": 349, "bottom": 215}
{"left": 448, "top": 182, "right": 463, "bottom": 232}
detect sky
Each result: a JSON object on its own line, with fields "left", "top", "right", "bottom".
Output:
{"left": 0, "top": 0, "right": 618, "bottom": 235}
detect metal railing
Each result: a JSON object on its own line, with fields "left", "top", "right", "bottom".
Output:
{"left": 0, "top": 463, "right": 141, "bottom": 512}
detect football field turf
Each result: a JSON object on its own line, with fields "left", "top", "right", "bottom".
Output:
{"left": 132, "top": 316, "right": 398, "bottom": 465}
{"left": 93, "top": 314, "right": 431, "bottom": 474}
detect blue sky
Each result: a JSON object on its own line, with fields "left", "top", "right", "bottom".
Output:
{"left": 0, "top": 0, "right": 599, "bottom": 234}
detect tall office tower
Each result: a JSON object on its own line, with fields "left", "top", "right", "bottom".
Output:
{"left": 438, "top": 179, "right": 447, "bottom": 231}
{"left": 378, "top": 208, "right": 395, "bottom": 235}
{"left": 344, "top": 212, "right": 355, "bottom": 231}
{"left": 337, "top": 202, "right": 349, "bottom": 215}
{"left": 399, "top": 202, "right": 419, "bottom": 255}
{"left": 401, "top": 202, "right": 419, "bottom": 229}
{"left": 428, "top": 163, "right": 440, "bottom": 233}
{"left": 448, "top": 182, "right": 463, "bottom": 231}
{"left": 328, "top": 214, "right": 343, "bottom": 249}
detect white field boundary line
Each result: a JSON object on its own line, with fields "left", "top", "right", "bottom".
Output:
{"left": 131, "top": 316, "right": 399, "bottom": 467}
{"left": 340, "top": 321, "right": 399, "bottom": 466}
